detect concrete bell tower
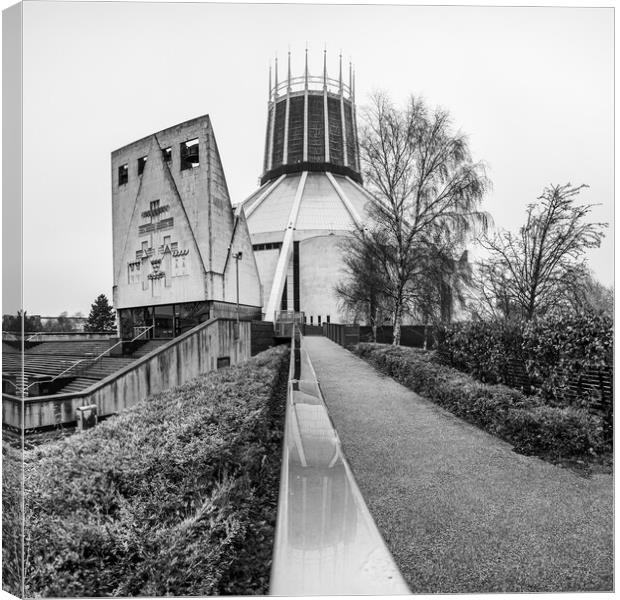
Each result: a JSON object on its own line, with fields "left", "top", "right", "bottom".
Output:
{"left": 240, "top": 50, "right": 374, "bottom": 324}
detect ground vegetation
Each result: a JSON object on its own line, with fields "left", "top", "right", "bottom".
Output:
{"left": 20, "top": 345, "right": 288, "bottom": 597}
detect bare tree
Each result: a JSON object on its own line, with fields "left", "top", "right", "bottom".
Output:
{"left": 555, "top": 264, "right": 613, "bottom": 316}
{"left": 336, "top": 230, "right": 392, "bottom": 341}
{"left": 478, "top": 184, "right": 607, "bottom": 320}
{"left": 357, "top": 93, "right": 489, "bottom": 345}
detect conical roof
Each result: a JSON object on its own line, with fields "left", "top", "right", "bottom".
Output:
{"left": 241, "top": 172, "right": 372, "bottom": 238}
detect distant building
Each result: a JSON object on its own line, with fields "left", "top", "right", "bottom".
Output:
{"left": 239, "top": 51, "right": 374, "bottom": 324}
{"left": 111, "top": 116, "right": 261, "bottom": 339}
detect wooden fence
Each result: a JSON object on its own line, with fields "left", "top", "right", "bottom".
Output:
{"left": 436, "top": 346, "right": 613, "bottom": 434}
{"left": 322, "top": 323, "right": 360, "bottom": 347}
{"left": 359, "top": 325, "right": 436, "bottom": 348}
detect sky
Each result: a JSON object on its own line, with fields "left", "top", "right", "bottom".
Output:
{"left": 7, "top": 1, "right": 615, "bottom": 316}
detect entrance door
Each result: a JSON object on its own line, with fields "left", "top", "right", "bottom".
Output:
{"left": 153, "top": 305, "right": 174, "bottom": 338}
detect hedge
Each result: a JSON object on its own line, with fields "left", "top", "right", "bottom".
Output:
{"left": 2, "top": 443, "right": 23, "bottom": 597}
{"left": 22, "top": 345, "right": 289, "bottom": 598}
{"left": 354, "top": 343, "right": 608, "bottom": 461}
{"left": 436, "top": 313, "right": 613, "bottom": 408}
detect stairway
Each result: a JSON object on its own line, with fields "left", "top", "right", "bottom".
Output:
{"left": 57, "top": 377, "right": 99, "bottom": 394}
{"left": 131, "top": 339, "right": 168, "bottom": 358}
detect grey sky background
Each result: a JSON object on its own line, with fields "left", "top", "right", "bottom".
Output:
{"left": 13, "top": 1, "right": 614, "bottom": 316}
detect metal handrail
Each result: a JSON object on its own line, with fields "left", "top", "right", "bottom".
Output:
{"left": 4, "top": 326, "right": 155, "bottom": 392}
{"left": 73, "top": 325, "right": 154, "bottom": 375}
{"left": 2, "top": 331, "right": 116, "bottom": 342}
{"left": 2, "top": 358, "right": 89, "bottom": 392}
{"left": 269, "top": 324, "right": 409, "bottom": 595}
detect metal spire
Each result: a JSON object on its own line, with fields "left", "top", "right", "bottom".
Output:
{"left": 268, "top": 63, "right": 272, "bottom": 99}
{"left": 287, "top": 49, "right": 292, "bottom": 91}
{"left": 349, "top": 61, "right": 353, "bottom": 98}
{"left": 304, "top": 44, "right": 309, "bottom": 89}
{"left": 323, "top": 46, "right": 327, "bottom": 89}
{"left": 274, "top": 54, "right": 279, "bottom": 99}
{"left": 338, "top": 52, "right": 343, "bottom": 92}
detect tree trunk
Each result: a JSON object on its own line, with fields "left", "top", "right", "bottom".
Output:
{"left": 372, "top": 306, "right": 379, "bottom": 343}
{"left": 393, "top": 303, "right": 402, "bottom": 346}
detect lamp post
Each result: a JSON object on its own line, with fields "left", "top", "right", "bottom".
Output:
{"left": 232, "top": 251, "right": 243, "bottom": 339}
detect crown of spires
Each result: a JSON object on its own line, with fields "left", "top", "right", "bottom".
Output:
{"left": 268, "top": 47, "right": 355, "bottom": 100}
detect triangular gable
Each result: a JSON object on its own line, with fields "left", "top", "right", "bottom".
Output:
{"left": 223, "top": 207, "right": 262, "bottom": 308}
{"left": 115, "top": 135, "right": 209, "bottom": 308}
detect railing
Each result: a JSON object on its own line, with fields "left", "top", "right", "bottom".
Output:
{"left": 68, "top": 325, "right": 155, "bottom": 378}
{"left": 3, "top": 358, "right": 89, "bottom": 396}
{"left": 2, "top": 331, "right": 116, "bottom": 343}
{"left": 3, "top": 326, "right": 155, "bottom": 397}
{"left": 274, "top": 311, "right": 305, "bottom": 338}
{"left": 271, "top": 74, "right": 352, "bottom": 100}
{"left": 270, "top": 326, "right": 409, "bottom": 595}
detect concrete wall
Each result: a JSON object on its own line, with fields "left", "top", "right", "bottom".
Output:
{"left": 299, "top": 234, "right": 347, "bottom": 323}
{"left": 3, "top": 318, "right": 250, "bottom": 431}
{"left": 251, "top": 320, "right": 276, "bottom": 355}
{"left": 254, "top": 248, "right": 280, "bottom": 308}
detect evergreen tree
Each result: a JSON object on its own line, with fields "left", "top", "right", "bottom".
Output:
{"left": 84, "top": 294, "right": 116, "bottom": 332}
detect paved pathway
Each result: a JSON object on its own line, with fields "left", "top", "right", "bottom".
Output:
{"left": 303, "top": 336, "right": 613, "bottom": 593}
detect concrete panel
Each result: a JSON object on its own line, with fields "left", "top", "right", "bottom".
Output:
{"left": 295, "top": 173, "right": 354, "bottom": 231}
{"left": 254, "top": 249, "right": 280, "bottom": 308}
{"left": 245, "top": 174, "right": 301, "bottom": 234}
{"left": 222, "top": 210, "right": 262, "bottom": 308}
{"left": 299, "top": 235, "right": 347, "bottom": 323}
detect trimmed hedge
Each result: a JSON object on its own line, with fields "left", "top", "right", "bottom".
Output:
{"left": 354, "top": 343, "right": 608, "bottom": 460}
{"left": 436, "top": 319, "right": 525, "bottom": 386}
{"left": 23, "top": 345, "right": 289, "bottom": 597}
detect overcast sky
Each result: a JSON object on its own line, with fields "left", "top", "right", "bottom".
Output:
{"left": 12, "top": 1, "right": 614, "bottom": 316}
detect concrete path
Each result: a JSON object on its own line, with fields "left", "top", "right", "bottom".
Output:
{"left": 303, "top": 336, "right": 613, "bottom": 593}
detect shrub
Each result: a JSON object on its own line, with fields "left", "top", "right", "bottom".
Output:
{"left": 23, "top": 345, "right": 289, "bottom": 598}
{"left": 436, "top": 320, "right": 526, "bottom": 385}
{"left": 2, "top": 443, "right": 23, "bottom": 597}
{"left": 354, "top": 343, "right": 608, "bottom": 461}
{"left": 502, "top": 405, "right": 605, "bottom": 458}
{"left": 522, "top": 312, "right": 613, "bottom": 404}
{"left": 437, "top": 314, "right": 613, "bottom": 412}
